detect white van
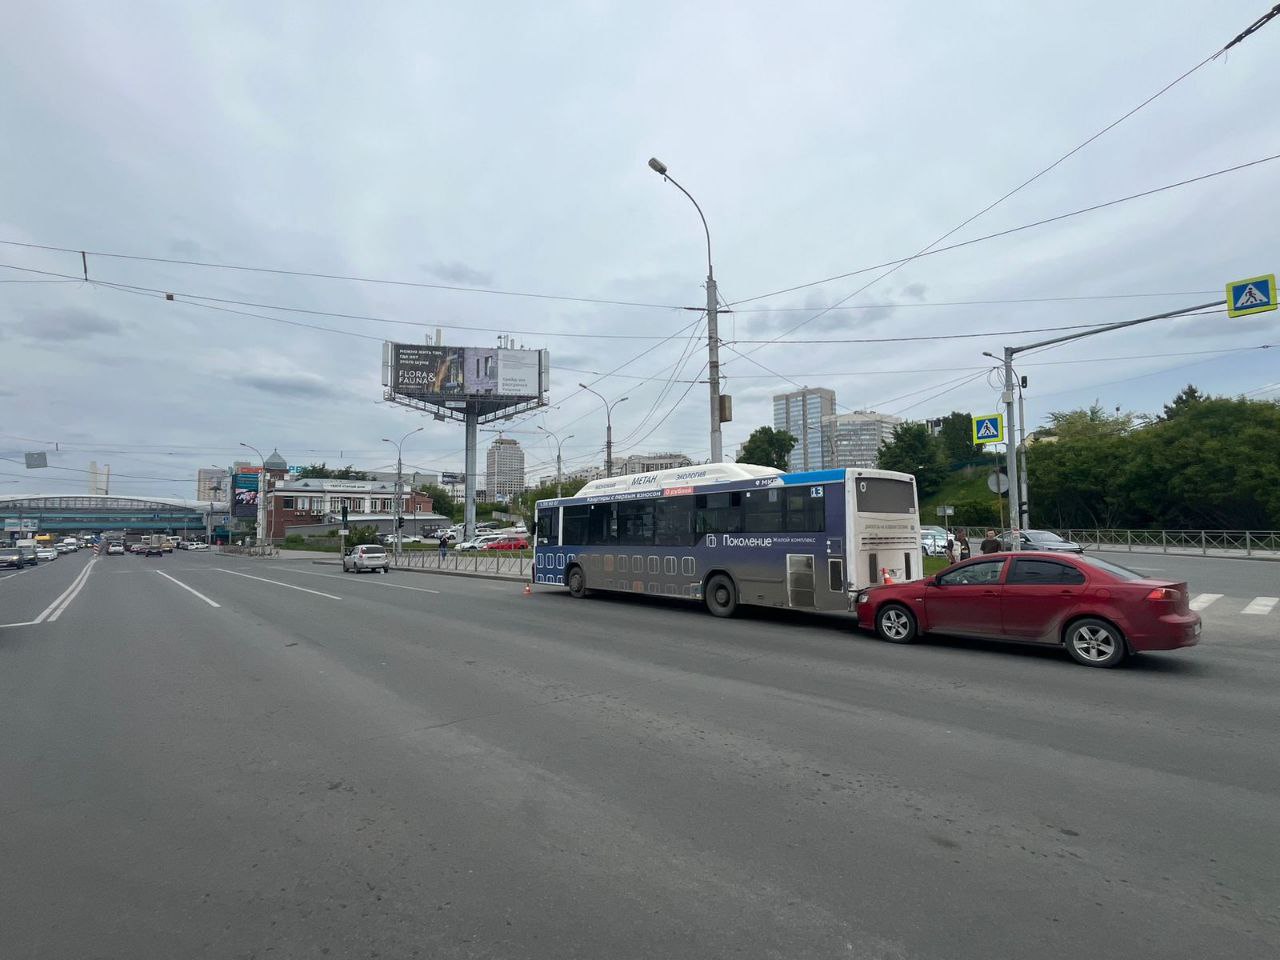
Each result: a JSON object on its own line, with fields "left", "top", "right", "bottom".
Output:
{"left": 14, "top": 538, "right": 39, "bottom": 564}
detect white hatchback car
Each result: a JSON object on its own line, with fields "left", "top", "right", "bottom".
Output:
{"left": 342, "top": 543, "right": 390, "bottom": 574}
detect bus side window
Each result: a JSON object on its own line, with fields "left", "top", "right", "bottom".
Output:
{"left": 656, "top": 496, "right": 695, "bottom": 546}
{"left": 586, "top": 503, "right": 616, "bottom": 545}
{"left": 697, "top": 491, "right": 742, "bottom": 535}
{"left": 563, "top": 505, "right": 589, "bottom": 545}
{"left": 536, "top": 508, "right": 559, "bottom": 547}
{"left": 742, "top": 488, "right": 783, "bottom": 532}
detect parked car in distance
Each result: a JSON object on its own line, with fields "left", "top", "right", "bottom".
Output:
{"left": 920, "top": 526, "right": 950, "bottom": 556}
{"left": 54, "top": 542, "right": 73, "bottom": 554}
{"left": 481, "top": 535, "right": 529, "bottom": 551}
{"left": 0, "top": 546, "right": 27, "bottom": 569}
{"left": 189, "top": 541, "right": 210, "bottom": 551}
{"left": 456, "top": 533, "right": 503, "bottom": 551}
{"left": 59, "top": 538, "right": 80, "bottom": 552}
{"left": 855, "top": 551, "right": 1200, "bottom": 668}
{"left": 106, "top": 541, "right": 126, "bottom": 555}
{"left": 36, "top": 545, "right": 59, "bottom": 561}
{"left": 14, "top": 539, "right": 39, "bottom": 564}
{"left": 999, "top": 529, "right": 1083, "bottom": 553}
{"left": 342, "top": 543, "right": 390, "bottom": 574}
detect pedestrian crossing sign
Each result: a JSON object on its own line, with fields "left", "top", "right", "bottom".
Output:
{"left": 972, "top": 414, "right": 1004, "bottom": 445}
{"left": 1226, "top": 274, "right": 1275, "bottom": 318}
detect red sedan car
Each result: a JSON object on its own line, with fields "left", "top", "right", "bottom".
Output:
{"left": 481, "top": 535, "right": 529, "bottom": 551}
{"left": 854, "top": 551, "right": 1200, "bottom": 668}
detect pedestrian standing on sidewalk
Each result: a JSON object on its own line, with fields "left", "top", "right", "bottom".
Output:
{"left": 980, "top": 529, "right": 1001, "bottom": 554}
{"left": 438, "top": 532, "right": 448, "bottom": 562}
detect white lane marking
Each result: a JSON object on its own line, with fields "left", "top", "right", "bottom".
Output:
{"left": 0, "top": 621, "right": 39, "bottom": 629}
{"left": 46, "top": 557, "right": 98, "bottom": 623}
{"left": 0, "top": 572, "right": 20, "bottom": 583}
{"left": 264, "top": 566, "right": 440, "bottom": 594}
{"left": 155, "top": 570, "right": 221, "bottom": 607}
{"left": 215, "top": 567, "right": 342, "bottom": 600}
{"left": 1241, "top": 596, "right": 1279, "bottom": 616}
{"left": 1189, "top": 593, "right": 1222, "bottom": 611}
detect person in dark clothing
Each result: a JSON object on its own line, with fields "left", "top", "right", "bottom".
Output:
{"left": 979, "top": 529, "right": 1001, "bottom": 554}
{"left": 438, "top": 533, "right": 449, "bottom": 560}
{"left": 957, "top": 532, "right": 971, "bottom": 560}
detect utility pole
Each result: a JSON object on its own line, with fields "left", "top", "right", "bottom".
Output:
{"left": 1017, "top": 381, "right": 1030, "bottom": 529}
{"left": 1001, "top": 348, "right": 1021, "bottom": 549}
{"left": 648, "top": 157, "right": 724, "bottom": 462}
{"left": 994, "top": 297, "right": 1224, "bottom": 550}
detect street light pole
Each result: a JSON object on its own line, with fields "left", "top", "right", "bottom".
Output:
{"left": 577, "top": 384, "right": 628, "bottom": 477}
{"left": 239, "top": 442, "right": 266, "bottom": 546}
{"left": 648, "top": 156, "right": 723, "bottom": 463}
{"left": 382, "top": 426, "right": 424, "bottom": 565}
{"left": 538, "top": 426, "right": 575, "bottom": 497}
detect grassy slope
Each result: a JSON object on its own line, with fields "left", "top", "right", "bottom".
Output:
{"left": 918, "top": 464, "right": 1002, "bottom": 517}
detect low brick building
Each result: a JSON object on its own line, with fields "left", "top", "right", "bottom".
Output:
{"left": 266, "top": 478, "right": 434, "bottom": 540}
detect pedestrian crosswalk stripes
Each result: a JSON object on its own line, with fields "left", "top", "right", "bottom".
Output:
{"left": 1241, "top": 596, "right": 1279, "bottom": 616}
{"left": 1191, "top": 594, "right": 1278, "bottom": 618}
{"left": 1189, "top": 593, "right": 1222, "bottom": 611}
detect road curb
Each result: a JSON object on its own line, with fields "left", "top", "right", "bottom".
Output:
{"left": 1090, "top": 548, "right": 1280, "bottom": 564}
{"left": 311, "top": 559, "right": 528, "bottom": 583}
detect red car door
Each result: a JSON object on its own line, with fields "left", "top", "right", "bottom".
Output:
{"left": 922, "top": 558, "right": 1008, "bottom": 637}
{"left": 1000, "top": 557, "right": 1088, "bottom": 641}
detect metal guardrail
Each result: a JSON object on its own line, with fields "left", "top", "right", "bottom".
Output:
{"left": 393, "top": 550, "right": 531, "bottom": 577}
{"left": 219, "top": 544, "right": 280, "bottom": 557}
{"left": 1057, "top": 529, "right": 1280, "bottom": 557}
{"left": 947, "top": 526, "right": 1280, "bottom": 557}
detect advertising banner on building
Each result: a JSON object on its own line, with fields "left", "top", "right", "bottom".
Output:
{"left": 232, "top": 472, "right": 261, "bottom": 518}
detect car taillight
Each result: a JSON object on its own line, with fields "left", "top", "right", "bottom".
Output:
{"left": 1146, "top": 587, "right": 1181, "bottom": 602}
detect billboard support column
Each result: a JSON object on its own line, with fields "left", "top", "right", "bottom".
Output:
{"left": 464, "top": 407, "right": 478, "bottom": 542}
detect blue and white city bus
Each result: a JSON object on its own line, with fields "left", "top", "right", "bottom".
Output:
{"left": 533, "top": 463, "right": 921, "bottom": 617}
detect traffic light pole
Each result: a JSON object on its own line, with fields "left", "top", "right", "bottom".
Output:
{"left": 999, "top": 298, "right": 1224, "bottom": 551}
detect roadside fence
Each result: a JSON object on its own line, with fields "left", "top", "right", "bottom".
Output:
{"left": 394, "top": 550, "right": 531, "bottom": 578}
{"left": 945, "top": 526, "right": 1280, "bottom": 558}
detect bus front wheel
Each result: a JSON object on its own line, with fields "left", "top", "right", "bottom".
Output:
{"left": 704, "top": 574, "right": 738, "bottom": 618}
{"left": 567, "top": 565, "right": 588, "bottom": 598}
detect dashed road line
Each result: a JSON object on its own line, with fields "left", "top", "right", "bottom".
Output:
{"left": 215, "top": 567, "right": 342, "bottom": 600}
{"left": 1241, "top": 596, "right": 1279, "bottom": 616}
{"left": 155, "top": 570, "right": 221, "bottom": 607}
{"left": 1189, "top": 593, "right": 1222, "bottom": 612}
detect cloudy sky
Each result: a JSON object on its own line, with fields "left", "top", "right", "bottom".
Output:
{"left": 2, "top": 1, "right": 1277, "bottom": 499}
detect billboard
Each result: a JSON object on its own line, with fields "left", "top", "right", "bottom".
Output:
{"left": 232, "top": 472, "right": 261, "bottom": 518}
{"left": 385, "top": 343, "right": 548, "bottom": 402}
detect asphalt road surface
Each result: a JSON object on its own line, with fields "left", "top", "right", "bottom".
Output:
{"left": 2, "top": 551, "right": 1277, "bottom": 959}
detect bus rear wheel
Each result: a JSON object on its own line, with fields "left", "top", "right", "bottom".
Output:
{"left": 566, "top": 565, "right": 588, "bottom": 598}
{"left": 704, "top": 574, "right": 738, "bottom": 618}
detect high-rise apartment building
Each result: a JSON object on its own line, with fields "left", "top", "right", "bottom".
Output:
{"left": 485, "top": 438, "right": 525, "bottom": 501}
{"left": 196, "top": 467, "right": 227, "bottom": 502}
{"left": 822, "top": 410, "right": 902, "bottom": 469}
{"left": 772, "top": 388, "right": 836, "bottom": 471}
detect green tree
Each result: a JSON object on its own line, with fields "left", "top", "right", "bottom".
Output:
{"left": 737, "top": 426, "right": 797, "bottom": 470}
{"left": 417, "top": 483, "right": 457, "bottom": 519}
{"left": 298, "top": 462, "right": 369, "bottom": 480}
{"left": 877, "top": 422, "right": 948, "bottom": 496}
{"left": 1161, "top": 384, "right": 1206, "bottom": 420}
{"left": 342, "top": 524, "right": 382, "bottom": 547}
{"left": 937, "top": 411, "right": 983, "bottom": 466}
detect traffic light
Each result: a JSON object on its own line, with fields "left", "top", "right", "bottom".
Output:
{"left": 397, "top": 516, "right": 405, "bottom": 529}
{"left": 341, "top": 504, "right": 349, "bottom": 526}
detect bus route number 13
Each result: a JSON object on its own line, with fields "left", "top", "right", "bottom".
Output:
{"left": 810, "top": 486, "right": 824, "bottom": 498}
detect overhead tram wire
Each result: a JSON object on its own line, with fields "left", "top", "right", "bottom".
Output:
{"left": 0, "top": 264, "right": 692, "bottom": 342}
{"left": 721, "top": 151, "right": 1280, "bottom": 364}
{"left": 730, "top": 5, "right": 1280, "bottom": 313}
{"left": 0, "top": 239, "right": 685, "bottom": 311}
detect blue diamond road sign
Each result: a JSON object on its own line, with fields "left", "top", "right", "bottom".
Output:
{"left": 972, "top": 414, "right": 1004, "bottom": 445}
{"left": 1226, "top": 274, "right": 1275, "bottom": 318}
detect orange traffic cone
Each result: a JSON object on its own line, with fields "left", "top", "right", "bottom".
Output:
{"left": 881, "top": 567, "right": 894, "bottom": 585}
{"left": 522, "top": 583, "right": 532, "bottom": 597}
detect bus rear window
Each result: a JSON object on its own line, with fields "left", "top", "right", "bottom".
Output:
{"left": 856, "top": 478, "right": 916, "bottom": 514}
